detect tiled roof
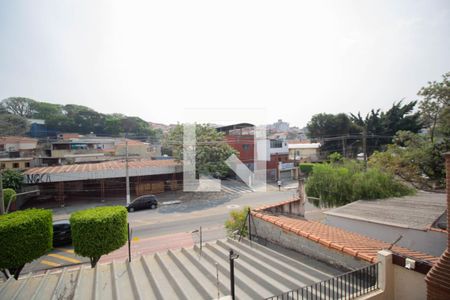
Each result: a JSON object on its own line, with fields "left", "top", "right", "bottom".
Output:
{"left": 24, "top": 159, "right": 180, "bottom": 175}
{"left": 0, "top": 136, "right": 37, "bottom": 144}
{"left": 252, "top": 201, "right": 440, "bottom": 265}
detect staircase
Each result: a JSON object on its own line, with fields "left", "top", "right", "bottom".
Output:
{"left": 0, "top": 238, "right": 345, "bottom": 300}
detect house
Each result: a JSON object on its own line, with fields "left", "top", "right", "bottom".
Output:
{"left": 217, "top": 123, "right": 256, "bottom": 171}
{"left": 22, "top": 159, "right": 182, "bottom": 207}
{"left": 0, "top": 136, "right": 38, "bottom": 158}
{"left": 288, "top": 142, "right": 321, "bottom": 162}
{"left": 50, "top": 137, "right": 156, "bottom": 162}
{"left": 324, "top": 192, "right": 447, "bottom": 256}
{"left": 0, "top": 157, "right": 34, "bottom": 170}
{"left": 217, "top": 123, "right": 297, "bottom": 181}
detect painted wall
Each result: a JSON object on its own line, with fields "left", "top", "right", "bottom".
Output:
{"left": 325, "top": 215, "right": 446, "bottom": 257}
{"left": 251, "top": 216, "right": 369, "bottom": 270}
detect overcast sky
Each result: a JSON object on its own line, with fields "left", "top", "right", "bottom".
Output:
{"left": 1, "top": 0, "right": 449, "bottom": 127}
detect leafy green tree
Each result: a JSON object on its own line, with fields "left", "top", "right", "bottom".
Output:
{"left": 70, "top": 206, "right": 127, "bottom": 268}
{"left": 369, "top": 131, "right": 449, "bottom": 188}
{"left": 0, "top": 114, "right": 29, "bottom": 136}
{"left": 29, "top": 101, "right": 63, "bottom": 120}
{"left": 225, "top": 206, "right": 250, "bottom": 237}
{"left": 2, "top": 188, "right": 16, "bottom": 209}
{"left": 305, "top": 162, "right": 414, "bottom": 207}
{"left": 306, "top": 113, "right": 360, "bottom": 156}
{"left": 166, "top": 124, "right": 237, "bottom": 178}
{"left": 0, "top": 97, "right": 35, "bottom": 117}
{"left": 418, "top": 72, "right": 450, "bottom": 142}
{"left": 0, "top": 209, "right": 52, "bottom": 279}
{"left": 1, "top": 169, "right": 24, "bottom": 191}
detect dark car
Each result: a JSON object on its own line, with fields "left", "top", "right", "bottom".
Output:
{"left": 53, "top": 220, "right": 72, "bottom": 246}
{"left": 126, "top": 195, "right": 158, "bottom": 212}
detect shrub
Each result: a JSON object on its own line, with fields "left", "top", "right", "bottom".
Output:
{"left": 70, "top": 206, "right": 128, "bottom": 267}
{"left": 306, "top": 163, "right": 414, "bottom": 208}
{"left": 225, "top": 206, "right": 250, "bottom": 238}
{"left": 3, "top": 188, "right": 16, "bottom": 208}
{"left": 1, "top": 169, "right": 23, "bottom": 191}
{"left": 0, "top": 209, "right": 52, "bottom": 279}
{"left": 299, "top": 163, "right": 315, "bottom": 176}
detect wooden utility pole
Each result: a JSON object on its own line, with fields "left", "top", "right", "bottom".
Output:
{"left": 362, "top": 128, "right": 368, "bottom": 170}
{"left": 125, "top": 135, "right": 130, "bottom": 205}
{"left": 0, "top": 171, "right": 4, "bottom": 215}
{"left": 341, "top": 136, "right": 346, "bottom": 158}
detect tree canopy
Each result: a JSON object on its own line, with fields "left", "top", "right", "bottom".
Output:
{"left": 306, "top": 101, "right": 422, "bottom": 157}
{"left": 165, "top": 124, "right": 237, "bottom": 178}
{"left": 0, "top": 97, "right": 162, "bottom": 139}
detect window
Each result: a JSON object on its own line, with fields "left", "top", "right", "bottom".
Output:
{"left": 270, "top": 140, "right": 282, "bottom": 148}
{"left": 0, "top": 144, "right": 4, "bottom": 151}
{"left": 0, "top": 163, "right": 5, "bottom": 169}
{"left": 242, "top": 144, "right": 250, "bottom": 151}
{"left": 25, "top": 162, "right": 30, "bottom": 168}
{"left": 13, "top": 163, "right": 19, "bottom": 168}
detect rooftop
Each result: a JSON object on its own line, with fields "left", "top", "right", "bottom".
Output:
{"left": 252, "top": 200, "right": 440, "bottom": 265}
{"left": 0, "top": 136, "right": 37, "bottom": 144}
{"left": 324, "top": 191, "right": 447, "bottom": 230}
{"left": 0, "top": 238, "right": 345, "bottom": 299}
{"left": 23, "top": 159, "right": 181, "bottom": 183}
{"left": 288, "top": 143, "right": 321, "bottom": 149}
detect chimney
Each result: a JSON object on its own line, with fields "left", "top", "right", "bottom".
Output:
{"left": 425, "top": 152, "right": 450, "bottom": 299}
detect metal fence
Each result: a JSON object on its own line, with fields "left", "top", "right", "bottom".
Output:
{"left": 265, "top": 263, "right": 379, "bottom": 300}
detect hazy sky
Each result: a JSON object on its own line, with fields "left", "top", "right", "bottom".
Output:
{"left": 1, "top": 1, "right": 449, "bottom": 127}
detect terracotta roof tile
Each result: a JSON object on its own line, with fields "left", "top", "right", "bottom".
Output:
{"left": 251, "top": 204, "right": 439, "bottom": 265}
{"left": 24, "top": 159, "right": 180, "bottom": 175}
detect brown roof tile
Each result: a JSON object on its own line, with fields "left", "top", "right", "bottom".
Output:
{"left": 252, "top": 205, "right": 439, "bottom": 265}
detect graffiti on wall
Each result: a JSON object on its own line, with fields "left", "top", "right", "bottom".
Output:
{"left": 25, "top": 173, "right": 51, "bottom": 184}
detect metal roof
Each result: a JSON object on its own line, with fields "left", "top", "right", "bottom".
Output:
{"left": 324, "top": 191, "right": 447, "bottom": 230}
{"left": 23, "top": 159, "right": 182, "bottom": 183}
{"left": 0, "top": 238, "right": 343, "bottom": 300}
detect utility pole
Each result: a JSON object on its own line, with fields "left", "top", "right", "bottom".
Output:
{"left": 125, "top": 135, "right": 131, "bottom": 205}
{"left": 0, "top": 171, "right": 4, "bottom": 215}
{"left": 341, "top": 136, "right": 346, "bottom": 158}
{"left": 362, "top": 128, "right": 368, "bottom": 170}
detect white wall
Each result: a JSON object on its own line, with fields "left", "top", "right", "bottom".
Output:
{"left": 325, "top": 215, "right": 446, "bottom": 257}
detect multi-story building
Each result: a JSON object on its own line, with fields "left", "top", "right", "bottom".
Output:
{"left": 0, "top": 136, "right": 38, "bottom": 170}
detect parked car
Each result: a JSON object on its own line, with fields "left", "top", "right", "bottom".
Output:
{"left": 53, "top": 220, "right": 72, "bottom": 246}
{"left": 126, "top": 195, "right": 158, "bottom": 212}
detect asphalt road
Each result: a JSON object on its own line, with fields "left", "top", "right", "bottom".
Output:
{"left": 21, "top": 186, "right": 324, "bottom": 275}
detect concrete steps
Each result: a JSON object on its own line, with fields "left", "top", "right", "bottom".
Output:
{"left": 1, "top": 238, "right": 350, "bottom": 300}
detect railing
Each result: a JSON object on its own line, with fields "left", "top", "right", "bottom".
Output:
{"left": 265, "top": 263, "right": 379, "bottom": 300}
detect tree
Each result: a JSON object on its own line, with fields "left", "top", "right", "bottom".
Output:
{"left": 0, "top": 209, "right": 52, "bottom": 279}
{"left": 369, "top": 131, "right": 449, "bottom": 188}
{"left": 0, "top": 114, "right": 29, "bottom": 136}
{"left": 0, "top": 97, "right": 35, "bottom": 117}
{"left": 307, "top": 113, "right": 360, "bottom": 157}
{"left": 1, "top": 169, "right": 24, "bottom": 191}
{"left": 225, "top": 206, "right": 250, "bottom": 237}
{"left": 418, "top": 72, "right": 450, "bottom": 142}
{"left": 70, "top": 206, "right": 127, "bottom": 268}
{"left": 166, "top": 124, "right": 237, "bottom": 178}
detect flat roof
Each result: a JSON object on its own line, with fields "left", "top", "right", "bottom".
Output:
{"left": 324, "top": 192, "right": 447, "bottom": 230}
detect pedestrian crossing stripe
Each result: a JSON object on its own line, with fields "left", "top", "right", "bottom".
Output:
{"left": 40, "top": 260, "right": 61, "bottom": 267}
{"left": 48, "top": 253, "right": 81, "bottom": 264}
